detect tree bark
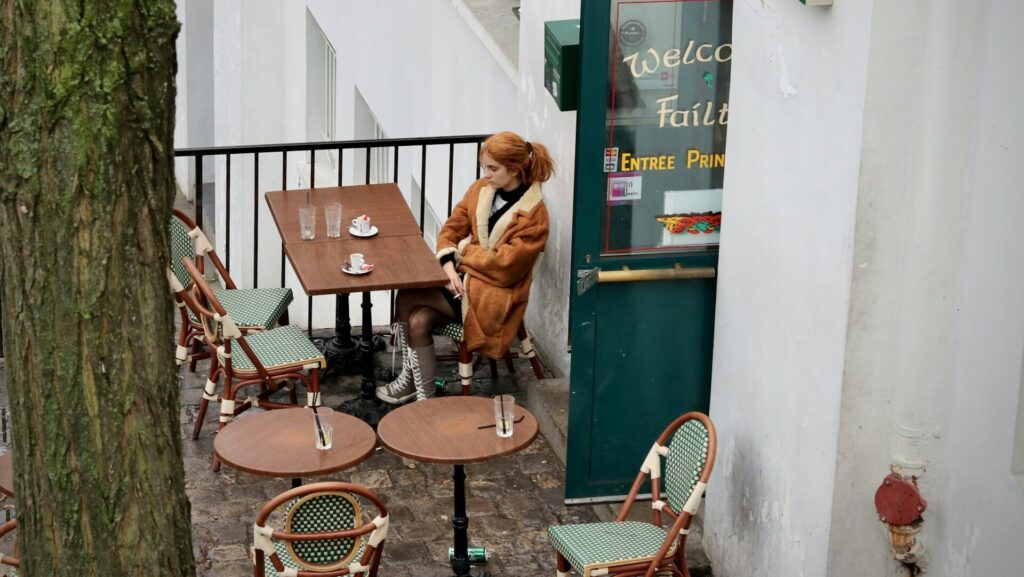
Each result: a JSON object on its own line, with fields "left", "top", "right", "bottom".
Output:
{"left": 0, "top": 1, "right": 194, "bottom": 576}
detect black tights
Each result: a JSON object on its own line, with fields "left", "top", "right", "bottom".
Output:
{"left": 394, "top": 288, "right": 459, "bottom": 347}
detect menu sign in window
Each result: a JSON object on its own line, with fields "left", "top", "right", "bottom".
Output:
{"left": 603, "top": 0, "right": 732, "bottom": 255}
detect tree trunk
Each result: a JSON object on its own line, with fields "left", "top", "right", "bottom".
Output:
{"left": 0, "top": 1, "right": 194, "bottom": 576}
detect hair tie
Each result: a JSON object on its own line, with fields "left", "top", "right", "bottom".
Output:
{"left": 526, "top": 141, "right": 533, "bottom": 155}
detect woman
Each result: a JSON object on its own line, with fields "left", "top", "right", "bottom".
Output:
{"left": 377, "top": 131, "right": 554, "bottom": 404}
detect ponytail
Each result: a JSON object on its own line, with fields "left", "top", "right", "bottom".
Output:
{"left": 524, "top": 141, "right": 554, "bottom": 184}
{"left": 481, "top": 131, "right": 555, "bottom": 185}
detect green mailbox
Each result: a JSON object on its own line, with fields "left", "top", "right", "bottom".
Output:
{"left": 544, "top": 19, "right": 580, "bottom": 111}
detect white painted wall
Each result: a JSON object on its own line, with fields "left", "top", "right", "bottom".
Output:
{"left": 937, "top": 1, "right": 1024, "bottom": 574}
{"left": 518, "top": 0, "right": 581, "bottom": 378}
{"left": 707, "top": 0, "right": 1024, "bottom": 576}
{"left": 704, "top": 1, "right": 872, "bottom": 575}
{"left": 826, "top": 1, "right": 981, "bottom": 575}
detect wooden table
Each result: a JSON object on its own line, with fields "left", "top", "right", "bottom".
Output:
{"left": 265, "top": 184, "right": 449, "bottom": 425}
{"left": 0, "top": 453, "right": 12, "bottom": 498}
{"left": 378, "top": 397, "right": 539, "bottom": 577}
{"left": 214, "top": 407, "right": 377, "bottom": 487}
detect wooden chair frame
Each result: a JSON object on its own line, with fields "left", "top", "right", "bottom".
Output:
{"left": 177, "top": 258, "right": 321, "bottom": 469}
{"left": 437, "top": 321, "right": 545, "bottom": 396}
{"left": 0, "top": 519, "right": 18, "bottom": 575}
{"left": 170, "top": 209, "right": 290, "bottom": 372}
{"left": 254, "top": 482, "right": 389, "bottom": 577}
{"left": 551, "top": 412, "right": 717, "bottom": 577}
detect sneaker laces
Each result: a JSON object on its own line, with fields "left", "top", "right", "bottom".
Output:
{"left": 390, "top": 322, "right": 400, "bottom": 374}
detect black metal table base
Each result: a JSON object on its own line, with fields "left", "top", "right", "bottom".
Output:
{"left": 335, "top": 291, "right": 394, "bottom": 428}
{"left": 449, "top": 464, "right": 492, "bottom": 577}
{"left": 312, "top": 335, "right": 361, "bottom": 379}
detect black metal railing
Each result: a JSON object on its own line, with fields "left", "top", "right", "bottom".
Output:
{"left": 0, "top": 134, "right": 487, "bottom": 362}
{"left": 175, "top": 134, "right": 488, "bottom": 336}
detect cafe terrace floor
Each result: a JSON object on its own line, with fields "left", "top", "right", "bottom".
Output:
{"left": 0, "top": 335, "right": 710, "bottom": 576}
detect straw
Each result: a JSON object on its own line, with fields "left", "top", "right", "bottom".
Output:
{"left": 500, "top": 395, "right": 508, "bottom": 436}
{"left": 312, "top": 392, "right": 326, "bottom": 447}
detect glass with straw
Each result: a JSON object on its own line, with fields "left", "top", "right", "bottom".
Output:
{"left": 493, "top": 395, "right": 515, "bottom": 438}
{"left": 311, "top": 396, "right": 333, "bottom": 450}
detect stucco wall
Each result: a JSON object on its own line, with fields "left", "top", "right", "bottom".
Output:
{"left": 938, "top": 1, "right": 1024, "bottom": 574}
{"left": 704, "top": 1, "right": 872, "bottom": 575}
{"left": 827, "top": 1, "right": 982, "bottom": 574}
{"left": 708, "top": 1, "right": 1024, "bottom": 575}
{"left": 518, "top": 0, "right": 581, "bottom": 378}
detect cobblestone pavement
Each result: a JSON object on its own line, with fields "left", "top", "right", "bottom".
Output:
{"left": 178, "top": 335, "right": 598, "bottom": 577}
{"left": 0, "top": 335, "right": 712, "bottom": 576}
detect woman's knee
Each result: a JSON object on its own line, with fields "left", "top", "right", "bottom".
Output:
{"left": 408, "top": 309, "right": 436, "bottom": 339}
{"left": 394, "top": 289, "right": 422, "bottom": 321}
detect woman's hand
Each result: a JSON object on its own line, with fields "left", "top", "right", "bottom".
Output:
{"left": 442, "top": 261, "right": 466, "bottom": 299}
{"left": 457, "top": 234, "right": 473, "bottom": 254}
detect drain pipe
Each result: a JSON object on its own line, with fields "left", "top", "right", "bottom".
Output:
{"left": 874, "top": 423, "right": 928, "bottom": 573}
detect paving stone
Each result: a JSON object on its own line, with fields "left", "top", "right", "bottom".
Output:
{"left": 0, "top": 340, "right": 705, "bottom": 576}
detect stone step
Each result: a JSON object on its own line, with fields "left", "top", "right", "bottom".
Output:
{"left": 525, "top": 377, "right": 569, "bottom": 466}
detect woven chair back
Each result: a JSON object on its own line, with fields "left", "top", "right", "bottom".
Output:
{"left": 284, "top": 491, "right": 363, "bottom": 571}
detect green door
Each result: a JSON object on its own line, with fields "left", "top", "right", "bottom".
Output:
{"left": 566, "top": 0, "right": 732, "bottom": 502}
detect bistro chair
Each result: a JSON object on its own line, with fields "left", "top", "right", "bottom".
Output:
{"left": 253, "top": 482, "right": 389, "bottom": 577}
{"left": 0, "top": 519, "right": 17, "bottom": 577}
{"left": 547, "top": 412, "right": 716, "bottom": 577}
{"left": 433, "top": 320, "right": 544, "bottom": 396}
{"left": 169, "top": 208, "right": 292, "bottom": 370}
{"left": 176, "top": 257, "right": 325, "bottom": 456}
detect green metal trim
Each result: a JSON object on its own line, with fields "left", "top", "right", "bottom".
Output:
{"left": 566, "top": 0, "right": 613, "bottom": 501}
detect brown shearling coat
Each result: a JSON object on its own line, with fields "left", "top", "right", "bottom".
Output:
{"left": 436, "top": 178, "right": 548, "bottom": 358}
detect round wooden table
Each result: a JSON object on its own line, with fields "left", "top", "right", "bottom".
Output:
{"left": 214, "top": 407, "right": 377, "bottom": 486}
{"left": 0, "top": 452, "right": 12, "bottom": 497}
{"left": 377, "top": 396, "right": 538, "bottom": 577}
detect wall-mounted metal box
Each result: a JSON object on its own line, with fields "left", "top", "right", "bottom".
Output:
{"left": 544, "top": 19, "right": 580, "bottom": 112}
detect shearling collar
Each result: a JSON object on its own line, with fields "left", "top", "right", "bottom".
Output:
{"left": 475, "top": 182, "right": 543, "bottom": 249}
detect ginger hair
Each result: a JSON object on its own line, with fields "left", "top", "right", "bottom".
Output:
{"left": 480, "top": 131, "right": 554, "bottom": 185}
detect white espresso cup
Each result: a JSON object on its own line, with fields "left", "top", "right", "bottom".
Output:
{"left": 352, "top": 215, "right": 372, "bottom": 234}
{"left": 350, "top": 253, "right": 365, "bottom": 270}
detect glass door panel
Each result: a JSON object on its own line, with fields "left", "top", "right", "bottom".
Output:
{"left": 603, "top": 0, "right": 731, "bottom": 255}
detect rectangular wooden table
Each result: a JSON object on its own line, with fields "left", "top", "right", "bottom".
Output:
{"left": 266, "top": 184, "right": 448, "bottom": 425}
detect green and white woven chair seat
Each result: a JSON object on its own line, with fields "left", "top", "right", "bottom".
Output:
{"left": 187, "top": 286, "right": 292, "bottom": 333}
{"left": 261, "top": 492, "right": 365, "bottom": 575}
{"left": 548, "top": 521, "right": 678, "bottom": 577}
{"left": 433, "top": 321, "right": 464, "bottom": 342}
{"left": 219, "top": 324, "right": 325, "bottom": 376}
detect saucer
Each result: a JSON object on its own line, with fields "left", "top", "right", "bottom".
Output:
{"left": 341, "top": 262, "right": 374, "bottom": 275}
{"left": 349, "top": 225, "right": 379, "bottom": 238}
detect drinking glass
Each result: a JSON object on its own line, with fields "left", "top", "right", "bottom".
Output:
{"left": 299, "top": 205, "right": 317, "bottom": 240}
{"left": 311, "top": 407, "right": 333, "bottom": 450}
{"left": 493, "top": 395, "right": 515, "bottom": 438}
{"left": 325, "top": 202, "right": 343, "bottom": 238}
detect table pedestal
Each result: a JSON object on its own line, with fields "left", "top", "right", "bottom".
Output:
{"left": 450, "top": 464, "right": 491, "bottom": 577}
{"left": 337, "top": 291, "right": 393, "bottom": 427}
{"left": 313, "top": 294, "right": 360, "bottom": 379}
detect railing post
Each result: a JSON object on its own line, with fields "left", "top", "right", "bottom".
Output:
{"left": 448, "top": 143, "right": 455, "bottom": 216}
{"left": 420, "top": 145, "right": 427, "bottom": 231}
{"left": 253, "top": 152, "right": 260, "bottom": 288}
{"left": 364, "top": 146, "right": 371, "bottom": 185}
{"left": 225, "top": 153, "right": 232, "bottom": 274}
{"left": 195, "top": 155, "right": 204, "bottom": 233}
